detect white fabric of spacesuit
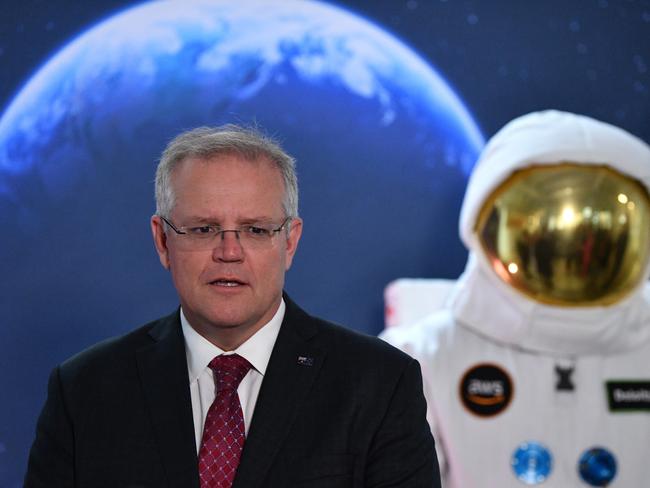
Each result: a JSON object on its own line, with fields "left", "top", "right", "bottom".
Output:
{"left": 382, "top": 111, "right": 650, "bottom": 487}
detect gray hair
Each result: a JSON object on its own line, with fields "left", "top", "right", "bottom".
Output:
{"left": 155, "top": 124, "right": 299, "bottom": 218}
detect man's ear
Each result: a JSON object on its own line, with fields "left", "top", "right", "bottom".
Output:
{"left": 151, "top": 215, "right": 170, "bottom": 269}
{"left": 284, "top": 217, "right": 303, "bottom": 270}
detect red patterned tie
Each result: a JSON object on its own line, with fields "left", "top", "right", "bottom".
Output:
{"left": 198, "top": 354, "right": 252, "bottom": 488}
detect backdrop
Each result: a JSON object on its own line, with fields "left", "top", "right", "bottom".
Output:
{"left": 1, "top": 0, "right": 648, "bottom": 484}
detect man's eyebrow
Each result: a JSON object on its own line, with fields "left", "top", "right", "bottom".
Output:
{"left": 238, "top": 216, "right": 276, "bottom": 224}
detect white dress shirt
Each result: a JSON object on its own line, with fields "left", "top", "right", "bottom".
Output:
{"left": 181, "top": 300, "right": 285, "bottom": 453}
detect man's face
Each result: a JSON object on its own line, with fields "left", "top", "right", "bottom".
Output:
{"left": 151, "top": 154, "right": 302, "bottom": 347}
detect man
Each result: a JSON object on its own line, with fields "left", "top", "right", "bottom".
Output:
{"left": 25, "top": 125, "right": 440, "bottom": 487}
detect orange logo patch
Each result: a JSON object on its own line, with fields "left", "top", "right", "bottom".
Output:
{"left": 460, "top": 363, "right": 513, "bottom": 417}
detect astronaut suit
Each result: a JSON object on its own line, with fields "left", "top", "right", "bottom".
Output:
{"left": 382, "top": 111, "right": 650, "bottom": 487}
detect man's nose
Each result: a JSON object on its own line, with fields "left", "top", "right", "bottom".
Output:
{"left": 213, "top": 230, "right": 244, "bottom": 261}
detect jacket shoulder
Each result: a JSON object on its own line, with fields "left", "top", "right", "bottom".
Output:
{"left": 58, "top": 311, "right": 179, "bottom": 380}
{"left": 318, "top": 317, "right": 413, "bottom": 363}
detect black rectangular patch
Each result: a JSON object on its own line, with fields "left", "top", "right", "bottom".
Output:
{"left": 606, "top": 381, "right": 650, "bottom": 412}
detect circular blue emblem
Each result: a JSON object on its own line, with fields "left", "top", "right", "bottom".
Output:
{"left": 578, "top": 447, "right": 617, "bottom": 486}
{"left": 511, "top": 441, "right": 553, "bottom": 485}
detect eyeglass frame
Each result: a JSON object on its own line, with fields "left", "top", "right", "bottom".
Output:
{"left": 158, "top": 215, "right": 292, "bottom": 248}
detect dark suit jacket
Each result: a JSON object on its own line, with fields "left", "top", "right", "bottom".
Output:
{"left": 25, "top": 296, "right": 440, "bottom": 487}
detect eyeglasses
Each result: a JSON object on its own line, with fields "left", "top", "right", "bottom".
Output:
{"left": 159, "top": 215, "right": 291, "bottom": 251}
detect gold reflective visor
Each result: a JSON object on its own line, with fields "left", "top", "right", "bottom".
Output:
{"left": 475, "top": 163, "right": 650, "bottom": 306}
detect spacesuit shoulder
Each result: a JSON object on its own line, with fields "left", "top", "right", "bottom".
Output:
{"left": 380, "top": 309, "right": 455, "bottom": 358}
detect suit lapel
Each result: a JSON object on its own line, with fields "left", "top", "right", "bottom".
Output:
{"left": 136, "top": 312, "right": 200, "bottom": 488}
{"left": 233, "top": 297, "right": 325, "bottom": 488}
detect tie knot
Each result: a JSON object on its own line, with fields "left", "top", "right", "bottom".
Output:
{"left": 208, "top": 354, "right": 251, "bottom": 391}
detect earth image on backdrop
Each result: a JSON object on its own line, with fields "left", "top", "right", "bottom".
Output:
{"left": 0, "top": 0, "right": 483, "bottom": 481}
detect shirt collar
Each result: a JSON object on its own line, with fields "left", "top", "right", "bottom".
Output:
{"left": 181, "top": 299, "right": 285, "bottom": 383}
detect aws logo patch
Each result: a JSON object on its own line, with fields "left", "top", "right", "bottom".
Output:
{"left": 460, "top": 363, "right": 513, "bottom": 417}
